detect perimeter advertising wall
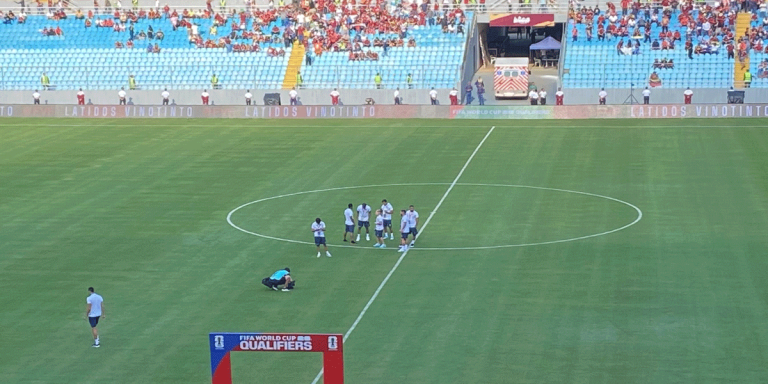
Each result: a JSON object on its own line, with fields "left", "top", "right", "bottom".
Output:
{"left": 2, "top": 104, "right": 768, "bottom": 119}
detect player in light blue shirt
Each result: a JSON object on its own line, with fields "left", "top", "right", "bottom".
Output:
{"left": 262, "top": 268, "right": 294, "bottom": 291}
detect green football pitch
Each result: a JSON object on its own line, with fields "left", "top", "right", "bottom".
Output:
{"left": 1, "top": 118, "right": 767, "bottom": 384}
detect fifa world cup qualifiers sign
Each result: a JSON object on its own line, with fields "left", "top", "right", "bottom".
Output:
{"left": 209, "top": 333, "right": 344, "bottom": 384}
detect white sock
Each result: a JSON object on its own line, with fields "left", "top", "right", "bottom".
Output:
{"left": 95, "top": 337, "right": 99, "bottom": 344}
{"left": 410, "top": 241, "right": 415, "bottom": 246}
{"left": 317, "top": 252, "right": 321, "bottom": 257}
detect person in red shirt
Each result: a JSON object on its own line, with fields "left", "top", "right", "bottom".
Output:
{"left": 77, "top": 88, "right": 85, "bottom": 105}
{"left": 555, "top": 87, "right": 564, "bottom": 105}
{"left": 201, "top": 89, "right": 210, "bottom": 105}
{"left": 683, "top": 87, "right": 693, "bottom": 104}
{"left": 330, "top": 88, "right": 340, "bottom": 105}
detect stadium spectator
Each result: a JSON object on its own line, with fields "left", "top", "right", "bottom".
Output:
{"left": 394, "top": 87, "right": 401, "bottom": 105}
{"left": 77, "top": 88, "right": 85, "bottom": 105}
{"left": 555, "top": 87, "right": 564, "bottom": 105}
{"left": 330, "top": 88, "right": 340, "bottom": 105}
{"left": 449, "top": 87, "right": 459, "bottom": 105}
{"left": 244, "top": 89, "right": 252, "bottom": 105}
{"left": 118, "top": 87, "right": 127, "bottom": 104}
{"left": 598, "top": 88, "right": 607, "bottom": 104}
{"left": 32, "top": 89, "right": 40, "bottom": 104}
{"left": 683, "top": 87, "right": 693, "bottom": 104}
{"left": 476, "top": 80, "right": 485, "bottom": 106}
{"left": 538, "top": 88, "right": 547, "bottom": 105}
{"left": 429, "top": 87, "right": 438, "bottom": 105}
{"left": 289, "top": 87, "right": 297, "bottom": 105}
{"left": 528, "top": 88, "right": 538, "bottom": 105}
{"left": 40, "top": 72, "right": 49, "bottom": 90}
{"left": 464, "top": 82, "right": 472, "bottom": 104}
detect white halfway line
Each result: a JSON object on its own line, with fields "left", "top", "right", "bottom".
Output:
{"left": 309, "top": 126, "right": 496, "bottom": 384}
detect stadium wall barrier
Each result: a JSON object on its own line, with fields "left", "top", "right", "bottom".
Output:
{"left": 3, "top": 104, "right": 768, "bottom": 119}
{"left": 0, "top": 88, "right": 455, "bottom": 107}
{"left": 562, "top": 88, "right": 768, "bottom": 105}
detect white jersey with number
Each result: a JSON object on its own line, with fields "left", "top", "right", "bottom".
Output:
{"left": 87, "top": 293, "right": 103, "bottom": 317}
{"left": 381, "top": 202, "right": 393, "bottom": 220}
{"left": 406, "top": 210, "right": 419, "bottom": 227}
{"left": 375, "top": 215, "right": 384, "bottom": 231}
{"left": 312, "top": 221, "right": 326, "bottom": 237}
{"left": 357, "top": 205, "right": 371, "bottom": 222}
{"left": 400, "top": 215, "right": 410, "bottom": 233}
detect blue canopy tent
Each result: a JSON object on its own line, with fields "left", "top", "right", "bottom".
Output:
{"left": 530, "top": 36, "right": 562, "bottom": 50}
{"left": 529, "top": 37, "right": 561, "bottom": 67}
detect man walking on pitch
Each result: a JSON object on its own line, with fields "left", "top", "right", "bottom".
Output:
{"left": 373, "top": 209, "right": 386, "bottom": 248}
{"left": 381, "top": 199, "right": 394, "bottom": 240}
{"left": 406, "top": 205, "right": 419, "bottom": 247}
{"left": 311, "top": 217, "right": 331, "bottom": 257}
{"left": 398, "top": 210, "right": 410, "bottom": 252}
{"left": 85, "top": 287, "right": 104, "bottom": 348}
{"left": 343, "top": 203, "right": 356, "bottom": 243}
{"left": 356, "top": 203, "right": 372, "bottom": 242}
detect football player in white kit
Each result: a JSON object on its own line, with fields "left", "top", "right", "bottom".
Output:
{"left": 381, "top": 199, "right": 394, "bottom": 240}
{"left": 373, "top": 209, "right": 386, "bottom": 248}
{"left": 343, "top": 203, "right": 356, "bottom": 244}
{"left": 355, "top": 203, "right": 372, "bottom": 242}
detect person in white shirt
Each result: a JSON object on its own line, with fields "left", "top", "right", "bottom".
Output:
{"left": 683, "top": 87, "right": 693, "bottom": 104}
{"left": 429, "top": 87, "right": 438, "bottom": 105}
{"left": 32, "top": 89, "right": 41, "bottom": 104}
{"left": 86, "top": 287, "right": 105, "bottom": 348}
{"left": 598, "top": 88, "right": 607, "bottom": 105}
{"left": 398, "top": 209, "right": 410, "bottom": 252}
{"left": 343, "top": 203, "right": 356, "bottom": 243}
{"left": 330, "top": 88, "right": 340, "bottom": 105}
{"left": 201, "top": 89, "right": 210, "bottom": 105}
{"left": 538, "top": 88, "right": 547, "bottom": 105}
{"left": 642, "top": 86, "right": 651, "bottom": 104}
{"left": 311, "top": 218, "right": 331, "bottom": 257}
{"left": 289, "top": 87, "right": 298, "bottom": 105}
{"left": 118, "top": 87, "right": 127, "bottom": 105}
{"left": 394, "top": 87, "right": 401, "bottom": 105}
{"left": 355, "top": 203, "right": 372, "bottom": 242}
{"left": 529, "top": 89, "right": 539, "bottom": 105}
{"left": 406, "top": 205, "right": 419, "bottom": 247}
{"left": 76, "top": 88, "right": 85, "bottom": 105}
{"left": 373, "top": 210, "right": 386, "bottom": 248}
{"left": 555, "top": 87, "right": 564, "bottom": 105}
{"left": 161, "top": 88, "right": 170, "bottom": 105}
{"left": 381, "top": 199, "right": 394, "bottom": 240}
{"left": 245, "top": 89, "right": 252, "bottom": 105}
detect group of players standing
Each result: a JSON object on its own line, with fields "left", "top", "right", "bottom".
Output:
{"left": 310, "top": 199, "right": 420, "bottom": 257}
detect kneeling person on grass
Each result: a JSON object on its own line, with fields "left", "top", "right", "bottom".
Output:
{"left": 262, "top": 268, "right": 295, "bottom": 292}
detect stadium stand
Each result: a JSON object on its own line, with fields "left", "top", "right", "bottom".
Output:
{"left": 562, "top": 0, "right": 768, "bottom": 89}
{"left": 0, "top": 3, "right": 471, "bottom": 91}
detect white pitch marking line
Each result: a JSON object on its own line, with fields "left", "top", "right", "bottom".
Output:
{"left": 309, "top": 126, "right": 495, "bottom": 384}
{"left": 226, "top": 182, "right": 643, "bottom": 250}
